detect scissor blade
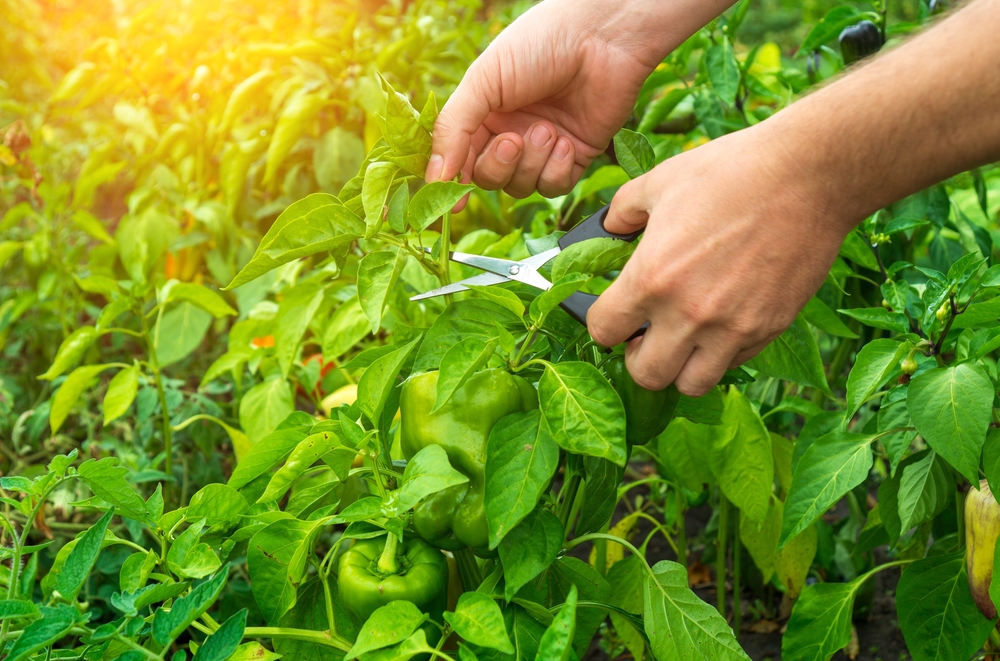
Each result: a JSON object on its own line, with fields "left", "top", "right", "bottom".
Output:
{"left": 448, "top": 251, "right": 521, "bottom": 277}
{"left": 409, "top": 272, "right": 508, "bottom": 301}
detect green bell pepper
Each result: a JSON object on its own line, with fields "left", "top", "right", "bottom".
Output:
{"left": 337, "top": 535, "right": 449, "bottom": 627}
{"left": 400, "top": 368, "right": 538, "bottom": 555}
{"left": 606, "top": 354, "right": 680, "bottom": 446}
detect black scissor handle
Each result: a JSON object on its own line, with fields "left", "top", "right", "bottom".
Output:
{"left": 557, "top": 205, "right": 642, "bottom": 251}
{"left": 561, "top": 291, "right": 648, "bottom": 341}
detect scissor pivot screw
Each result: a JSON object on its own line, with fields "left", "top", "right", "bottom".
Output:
{"left": 508, "top": 265, "right": 520, "bottom": 276}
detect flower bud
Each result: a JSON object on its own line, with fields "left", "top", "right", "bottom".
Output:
{"left": 901, "top": 355, "right": 918, "bottom": 376}
{"left": 936, "top": 300, "right": 951, "bottom": 323}
{"left": 965, "top": 479, "right": 1000, "bottom": 619}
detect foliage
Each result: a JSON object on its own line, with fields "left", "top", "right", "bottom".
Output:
{"left": 2, "top": 0, "right": 1000, "bottom": 660}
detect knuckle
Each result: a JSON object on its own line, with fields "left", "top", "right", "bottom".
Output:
{"left": 631, "top": 367, "right": 669, "bottom": 392}
{"left": 675, "top": 372, "right": 715, "bottom": 398}
{"left": 587, "top": 313, "right": 618, "bottom": 348}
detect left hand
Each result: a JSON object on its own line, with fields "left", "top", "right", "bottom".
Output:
{"left": 586, "top": 123, "right": 855, "bottom": 396}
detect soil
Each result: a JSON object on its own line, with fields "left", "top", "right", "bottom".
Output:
{"left": 573, "top": 476, "right": 913, "bottom": 661}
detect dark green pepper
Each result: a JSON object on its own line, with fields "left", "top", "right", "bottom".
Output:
{"left": 337, "top": 535, "right": 449, "bottom": 628}
{"left": 606, "top": 354, "right": 679, "bottom": 446}
{"left": 400, "top": 369, "right": 538, "bottom": 556}
{"left": 839, "top": 20, "right": 883, "bottom": 65}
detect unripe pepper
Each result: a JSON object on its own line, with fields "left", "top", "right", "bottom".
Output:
{"left": 337, "top": 535, "right": 449, "bottom": 631}
{"left": 965, "top": 479, "right": 1000, "bottom": 619}
{"left": 900, "top": 354, "right": 918, "bottom": 376}
{"left": 839, "top": 20, "right": 883, "bottom": 65}
{"left": 606, "top": 354, "right": 680, "bottom": 446}
{"left": 400, "top": 369, "right": 537, "bottom": 556}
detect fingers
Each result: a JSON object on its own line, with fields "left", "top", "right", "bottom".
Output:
{"left": 428, "top": 59, "right": 499, "bottom": 183}
{"left": 674, "top": 341, "right": 741, "bottom": 397}
{"left": 604, "top": 176, "right": 656, "bottom": 234}
{"left": 537, "top": 137, "right": 576, "bottom": 197}
{"left": 472, "top": 133, "right": 524, "bottom": 190}
{"left": 587, "top": 265, "right": 653, "bottom": 349}
{"left": 622, "top": 326, "right": 695, "bottom": 392}
{"left": 504, "top": 122, "right": 557, "bottom": 198}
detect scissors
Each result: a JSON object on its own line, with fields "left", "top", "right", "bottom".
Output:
{"left": 410, "top": 204, "right": 648, "bottom": 339}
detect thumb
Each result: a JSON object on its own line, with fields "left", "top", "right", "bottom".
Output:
{"left": 603, "top": 175, "right": 656, "bottom": 234}
{"left": 427, "top": 60, "right": 497, "bottom": 183}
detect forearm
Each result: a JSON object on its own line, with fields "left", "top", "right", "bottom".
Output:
{"left": 771, "top": 0, "right": 1000, "bottom": 229}
{"left": 581, "top": 0, "right": 736, "bottom": 68}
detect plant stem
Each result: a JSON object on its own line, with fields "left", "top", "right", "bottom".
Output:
{"left": 675, "top": 485, "right": 688, "bottom": 570}
{"left": 957, "top": 486, "right": 967, "bottom": 549}
{"left": 558, "top": 471, "right": 582, "bottom": 534}
{"left": 378, "top": 532, "right": 400, "bottom": 574}
{"left": 717, "top": 492, "right": 729, "bottom": 618}
{"left": 243, "top": 627, "right": 353, "bottom": 652}
{"left": 140, "top": 314, "right": 173, "bottom": 497}
{"left": 595, "top": 521, "right": 609, "bottom": 577}
{"left": 439, "top": 210, "right": 453, "bottom": 305}
{"left": 732, "top": 508, "right": 742, "bottom": 639}
{"left": 454, "top": 547, "right": 483, "bottom": 591}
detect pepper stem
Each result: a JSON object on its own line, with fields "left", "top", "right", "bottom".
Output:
{"left": 378, "top": 533, "right": 401, "bottom": 575}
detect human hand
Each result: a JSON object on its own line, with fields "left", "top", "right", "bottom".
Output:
{"left": 427, "top": 0, "right": 733, "bottom": 200}
{"left": 586, "top": 124, "right": 856, "bottom": 396}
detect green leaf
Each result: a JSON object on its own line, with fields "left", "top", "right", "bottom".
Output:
{"left": 897, "top": 450, "right": 953, "bottom": 533}
{"left": 39, "top": 326, "right": 98, "bottom": 380}
{"left": 112, "top": 580, "right": 189, "bottom": 618}
{"left": 346, "top": 600, "right": 427, "bottom": 660}
{"left": 498, "top": 508, "right": 564, "bottom": 601}
{"left": 228, "top": 413, "right": 313, "bottom": 489}
{"left": 274, "top": 282, "right": 326, "bottom": 377}
{"left": 643, "top": 561, "right": 749, "bottom": 660}
{"left": 315, "top": 126, "right": 366, "bottom": 192}
{"left": 708, "top": 388, "right": 774, "bottom": 525}
{"left": 193, "top": 609, "right": 248, "bottom": 661}
{"left": 0, "top": 240, "right": 22, "bottom": 271}
{"left": 780, "top": 432, "right": 874, "bottom": 548}
{"left": 104, "top": 361, "right": 140, "bottom": 425}
{"left": 613, "top": 129, "right": 655, "bottom": 178}
{"left": 606, "top": 556, "right": 647, "bottom": 660}
{"left": 838, "top": 307, "right": 910, "bottom": 334}
{"left": 54, "top": 508, "right": 114, "bottom": 601}
{"left": 258, "top": 430, "right": 344, "bottom": 503}
{"left": 362, "top": 161, "right": 399, "bottom": 238}
{"left": 674, "top": 388, "right": 725, "bottom": 425}
{"left": 274, "top": 575, "right": 357, "bottom": 660}
{"left": 358, "top": 250, "right": 407, "bottom": 333}
{"left": 5, "top": 604, "right": 80, "bottom": 661}
{"left": 550, "top": 238, "right": 634, "bottom": 283}
{"left": 78, "top": 457, "right": 150, "bottom": 520}
{"left": 155, "top": 301, "right": 212, "bottom": 367}
{"left": 247, "top": 519, "right": 311, "bottom": 625}
{"left": 705, "top": 36, "right": 740, "bottom": 106}
{"left": 227, "top": 194, "right": 364, "bottom": 289}
{"left": 152, "top": 570, "right": 228, "bottom": 646}
{"left": 167, "top": 519, "right": 222, "bottom": 579}
{"left": 162, "top": 281, "right": 236, "bottom": 318}
{"left": 575, "top": 165, "right": 629, "bottom": 201}
{"left": 408, "top": 181, "right": 475, "bottom": 231}
{"left": 239, "top": 377, "right": 295, "bottom": 445}
{"left": 323, "top": 296, "right": 372, "bottom": 361}
{"left": 0, "top": 599, "right": 38, "bottom": 621}
{"left": 386, "top": 182, "right": 409, "bottom": 233}
{"left": 434, "top": 337, "right": 498, "bottom": 412}
{"left": 50, "top": 363, "right": 111, "bottom": 433}
{"left": 414, "top": 300, "right": 520, "bottom": 372}
{"left": 658, "top": 417, "right": 716, "bottom": 493}
{"left": 538, "top": 361, "right": 628, "bottom": 466}
{"left": 773, "top": 524, "right": 818, "bottom": 599}
{"left": 897, "top": 552, "right": 995, "bottom": 661}
{"left": 536, "top": 585, "right": 577, "bottom": 661}
{"left": 800, "top": 297, "right": 858, "bottom": 338}
{"left": 637, "top": 87, "right": 693, "bottom": 134}
{"left": 444, "top": 592, "right": 515, "bottom": 654}
{"left": 781, "top": 581, "right": 859, "bottom": 661}
{"left": 746, "top": 316, "right": 830, "bottom": 392}
{"left": 740, "top": 495, "right": 782, "bottom": 583}
{"left": 982, "top": 428, "right": 1000, "bottom": 497}
{"left": 801, "top": 5, "right": 866, "bottom": 52}
{"left": 357, "top": 336, "right": 420, "bottom": 424}
{"left": 530, "top": 274, "right": 590, "bottom": 323}
{"left": 229, "top": 643, "right": 283, "bottom": 661}
{"left": 575, "top": 456, "right": 624, "bottom": 537}
{"left": 467, "top": 285, "right": 525, "bottom": 318}
{"left": 907, "top": 363, "right": 994, "bottom": 484}
{"left": 398, "top": 444, "right": 470, "bottom": 511}
{"left": 485, "top": 411, "right": 559, "bottom": 549}
{"left": 187, "top": 483, "right": 250, "bottom": 527}
{"left": 264, "top": 92, "right": 326, "bottom": 186}
{"left": 845, "top": 338, "right": 910, "bottom": 421}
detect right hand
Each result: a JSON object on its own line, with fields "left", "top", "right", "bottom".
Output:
{"left": 426, "top": 0, "right": 679, "bottom": 199}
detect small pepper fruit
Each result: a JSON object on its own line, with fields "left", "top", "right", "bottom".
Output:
{"left": 936, "top": 300, "right": 952, "bottom": 323}
{"left": 337, "top": 535, "right": 449, "bottom": 632}
{"left": 839, "top": 20, "right": 883, "bottom": 65}
{"left": 606, "top": 354, "right": 680, "bottom": 446}
{"left": 900, "top": 354, "right": 918, "bottom": 376}
{"left": 965, "top": 479, "right": 1000, "bottom": 619}
{"left": 400, "top": 368, "right": 538, "bottom": 556}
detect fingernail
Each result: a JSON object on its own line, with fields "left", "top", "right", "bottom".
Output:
{"left": 552, "top": 137, "right": 571, "bottom": 160}
{"left": 530, "top": 124, "right": 551, "bottom": 146}
{"left": 496, "top": 139, "right": 520, "bottom": 164}
{"left": 425, "top": 155, "right": 443, "bottom": 182}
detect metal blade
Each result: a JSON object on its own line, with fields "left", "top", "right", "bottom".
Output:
{"left": 448, "top": 251, "right": 520, "bottom": 277}
{"left": 409, "top": 271, "right": 508, "bottom": 301}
